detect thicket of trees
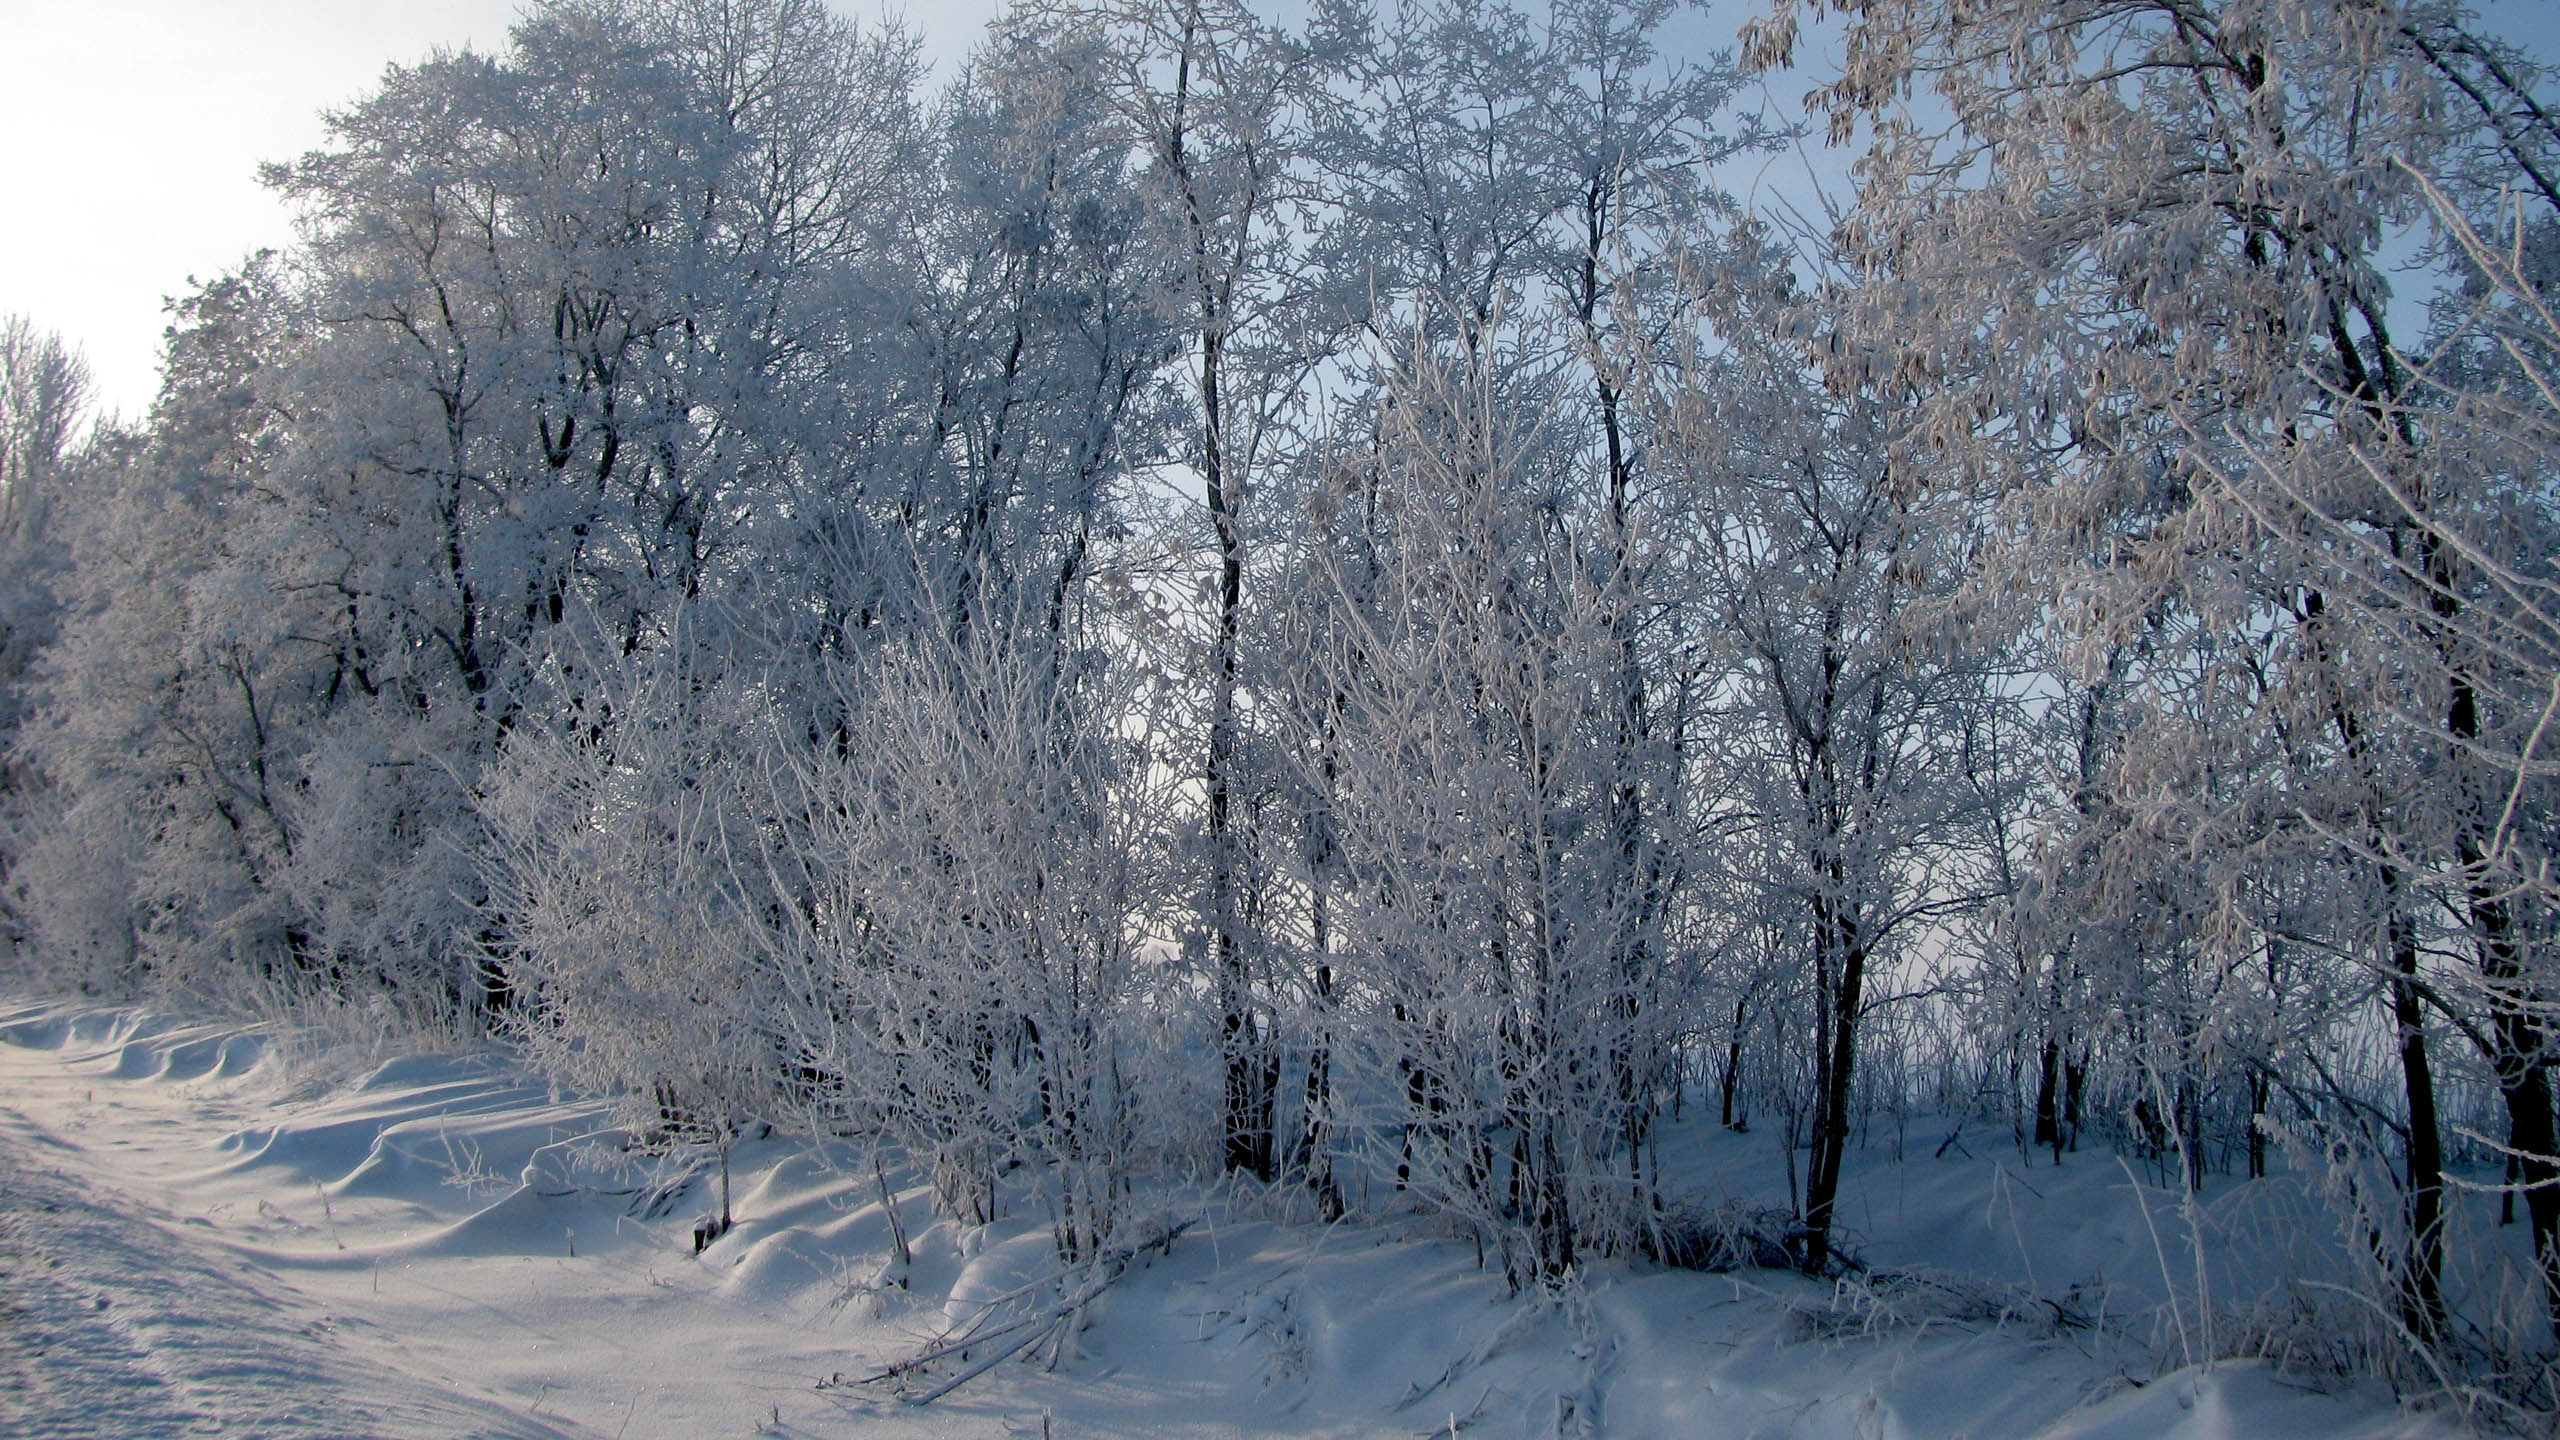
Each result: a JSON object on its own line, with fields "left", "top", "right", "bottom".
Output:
{"left": 7, "top": 0, "right": 2560, "bottom": 1402}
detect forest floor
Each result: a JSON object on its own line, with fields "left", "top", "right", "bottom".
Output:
{"left": 0, "top": 998, "right": 2489, "bottom": 1439}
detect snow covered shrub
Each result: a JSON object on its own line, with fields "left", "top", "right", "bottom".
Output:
{"left": 478, "top": 622, "right": 793, "bottom": 1237}
{"left": 1797, "top": 1268, "right": 2094, "bottom": 1343}
{"left": 766, "top": 594, "right": 1182, "bottom": 1264}
{"left": 1649, "top": 1199, "right": 1803, "bottom": 1273}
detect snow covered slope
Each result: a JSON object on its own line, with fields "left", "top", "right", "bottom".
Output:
{"left": 0, "top": 1000, "right": 2477, "bottom": 1439}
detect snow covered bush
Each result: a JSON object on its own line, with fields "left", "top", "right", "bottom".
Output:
{"left": 766, "top": 586, "right": 1182, "bottom": 1264}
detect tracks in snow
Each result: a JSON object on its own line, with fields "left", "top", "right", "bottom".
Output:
{"left": 0, "top": 1106, "right": 572, "bottom": 1440}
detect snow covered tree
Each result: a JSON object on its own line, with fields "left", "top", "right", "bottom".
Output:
{"left": 0, "top": 317, "right": 94, "bottom": 964}
{"left": 1287, "top": 301, "right": 1678, "bottom": 1283}
{"left": 0, "top": 316, "right": 91, "bottom": 774}
{"left": 1625, "top": 227, "right": 2015, "bottom": 1273}
{"left": 7, "top": 264, "right": 333, "bottom": 1002}
{"left": 1004, "top": 0, "right": 1342, "bottom": 1180}
{"left": 256, "top": 0, "right": 917, "bottom": 999}
{"left": 1749, "top": 0, "right": 2560, "bottom": 1343}
{"left": 1303, "top": 0, "right": 1763, "bottom": 1197}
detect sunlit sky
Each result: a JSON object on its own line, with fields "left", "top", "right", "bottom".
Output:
{"left": 0, "top": 1, "right": 1001, "bottom": 421}
{"left": 3, "top": 0, "right": 2555, "bottom": 422}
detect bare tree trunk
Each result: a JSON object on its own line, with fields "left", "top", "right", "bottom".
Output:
{"left": 2033, "top": 1034, "right": 2065, "bottom": 1160}
{"left": 2473, "top": 875, "right": 2560, "bottom": 1343}
{"left": 1721, "top": 996, "right": 1748, "bottom": 1130}
{"left": 2384, "top": 894, "right": 2446, "bottom": 1342}
{"left": 1799, "top": 892, "right": 1866, "bottom": 1274}
{"left": 1149, "top": 1, "right": 1279, "bottom": 1183}
{"left": 1295, "top": 796, "right": 1342, "bottom": 1217}
{"left": 1297, "top": 957, "right": 1340, "bottom": 1219}
{"left": 1201, "top": 318, "right": 1270, "bottom": 1179}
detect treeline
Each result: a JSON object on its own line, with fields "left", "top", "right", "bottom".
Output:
{"left": 5, "top": 0, "right": 2560, "bottom": 1395}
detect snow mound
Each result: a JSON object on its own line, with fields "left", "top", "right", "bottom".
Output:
{"left": 2043, "top": 1362, "right": 2428, "bottom": 1440}
{"left": 0, "top": 1001, "right": 275, "bottom": 1086}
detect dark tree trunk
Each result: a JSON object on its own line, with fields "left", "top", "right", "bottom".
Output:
{"left": 2063, "top": 1052, "right": 2086, "bottom": 1151}
{"left": 1721, "top": 997, "right": 1748, "bottom": 1130}
{"left": 1200, "top": 305, "right": 1273, "bottom": 1184}
{"left": 1155, "top": 11, "right": 1274, "bottom": 1185}
{"left": 1297, "top": 958, "right": 1341, "bottom": 1220}
{"left": 2382, "top": 889, "right": 2447, "bottom": 1342}
{"left": 2246, "top": 1066, "right": 2268, "bottom": 1181}
{"left": 1799, "top": 897, "right": 1867, "bottom": 1274}
{"left": 2033, "top": 1035, "right": 2063, "bottom": 1160}
{"left": 2474, "top": 879, "right": 2560, "bottom": 1343}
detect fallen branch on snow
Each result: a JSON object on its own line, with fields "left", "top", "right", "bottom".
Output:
{"left": 830, "top": 1218, "right": 1192, "bottom": 1405}
{"left": 1395, "top": 1294, "right": 1553, "bottom": 1411}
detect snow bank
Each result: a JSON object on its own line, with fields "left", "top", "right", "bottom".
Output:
{"left": 0, "top": 998, "right": 2482, "bottom": 1439}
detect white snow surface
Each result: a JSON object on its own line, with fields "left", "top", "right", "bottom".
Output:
{"left": 0, "top": 999, "right": 2475, "bottom": 1439}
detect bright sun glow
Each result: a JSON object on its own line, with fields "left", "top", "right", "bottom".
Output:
{"left": 0, "top": 0, "right": 995, "bottom": 420}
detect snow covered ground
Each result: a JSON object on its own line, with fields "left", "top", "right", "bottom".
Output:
{"left": 0, "top": 998, "right": 2481, "bottom": 1438}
